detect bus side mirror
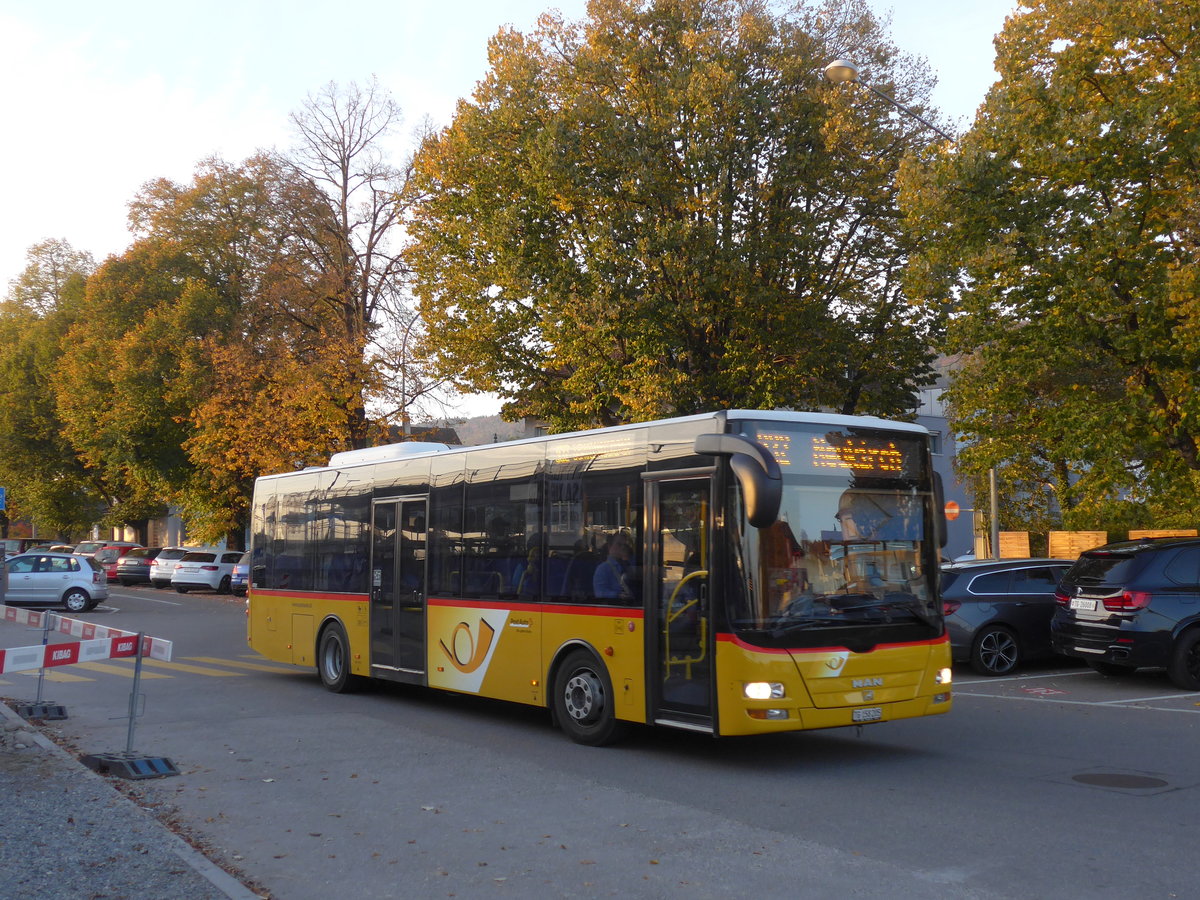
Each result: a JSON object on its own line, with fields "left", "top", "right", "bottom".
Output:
{"left": 694, "top": 433, "right": 782, "bottom": 528}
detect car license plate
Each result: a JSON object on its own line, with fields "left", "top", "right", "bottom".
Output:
{"left": 852, "top": 707, "right": 882, "bottom": 723}
{"left": 1070, "top": 598, "right": 1098, "bottom": 611}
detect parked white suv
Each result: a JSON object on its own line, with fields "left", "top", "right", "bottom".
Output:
{"left": 171, "top": 550, "right": 244, "bottom": 594}
{"left": 3, "top": 551, "right": 109, "bottom": 612}
{"left": 150, "top": 547, "right": 194, "bottom": 589}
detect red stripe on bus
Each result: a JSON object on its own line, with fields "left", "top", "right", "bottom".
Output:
{"left": 428, "top": 597, "right": 644, "bottom": 619}
{"left": 251, "top": 589, "right": 369, "bottom": 603}
{"left": 249, "top": 590, "right": 644, "bottom": 620}
{"left": 716, "top": 632, "right": 949, "bottom": 654}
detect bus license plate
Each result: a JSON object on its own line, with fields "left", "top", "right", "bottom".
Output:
{"left": 852, "top": 707, "right": 882, "bottom": 723}
{"left": 1070, "top": 598, "right": 1098, "bottom": 611}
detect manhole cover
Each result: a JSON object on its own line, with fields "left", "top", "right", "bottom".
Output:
{"left": 1072, "top": 773, "right": 1169, "bottom": 790}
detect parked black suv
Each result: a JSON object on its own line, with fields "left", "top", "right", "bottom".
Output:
{"left": 1051, "top": 537, "right": 1200, "bottom": 690}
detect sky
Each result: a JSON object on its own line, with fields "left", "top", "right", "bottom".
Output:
{"left": 0, "top": 0, "right": 1018, "bottom": 417}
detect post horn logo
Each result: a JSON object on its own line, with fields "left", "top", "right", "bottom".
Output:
{"left": 439, "top": 619, "right": 496, "bottom": 674}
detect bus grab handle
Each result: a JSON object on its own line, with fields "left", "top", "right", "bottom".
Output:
{"left": 694, "top": 433, "right": 782, "bottom": 528}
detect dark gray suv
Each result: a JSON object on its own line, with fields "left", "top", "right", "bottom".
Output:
{"left": 942, "top": 558, "right": 1073, "bottom": 676}
{"left": 1051, "top": 537, "right": 1200, "bottom": 690}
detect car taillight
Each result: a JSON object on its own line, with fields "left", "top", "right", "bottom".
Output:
{"left": 1102, "top": 591, "right": 1152, "bottom": 611}
{"left": 942, "top": 599, "right": 961, "bottom": 615}
{"left": 1054, "top": 589, "right": 1070, "bottom": 606}
{"left": 201, "top": 565, "right": 219, "bottom": 571}
{"left": 174, "top": 563, "right": 183, "bottom": 570}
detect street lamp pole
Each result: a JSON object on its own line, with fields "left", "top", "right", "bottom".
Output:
{"left": 823, "top": 58, "right": 1002, "bottom": 558}
{"left": 822, "top": 59, "right": 955, "bottom": 141}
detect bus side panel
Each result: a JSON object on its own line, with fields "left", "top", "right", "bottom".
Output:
{"left": 427, "top": 601, "right": 542, "bottom": 706}
{"left": 424, "top": 601, "right": 648, "bottom": 723}
{"left": 715, "top": 635, "right": 952, "bottom": 737}
{"left": 542, "top": 606, "right": 647, "bottom": 725}
{"left": 248, "top": 590, "right": 371, "bottom": 677}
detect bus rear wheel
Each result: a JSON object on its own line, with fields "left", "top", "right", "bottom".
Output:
{"left": 318, "top": 622, "right": 364, "bottom": 693}
{"left": 553, "top": 650, "right": 627, "bottom": 746}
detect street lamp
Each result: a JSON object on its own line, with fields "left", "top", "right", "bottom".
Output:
{"left": 824, "top": 58, "right": 1001, "bottom": 556}
{"left": 822, "top": 59, "right": 955, "bottom": 142}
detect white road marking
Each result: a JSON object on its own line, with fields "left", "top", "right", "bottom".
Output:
{"left": 1095, "top": 692, "right": 1200, "bottom": 704}
{"left": 955, "top": 690, "right": 1200, "bottom": 713}
{"left": 955, "top": 670, "right": 1095, "bottom": 685}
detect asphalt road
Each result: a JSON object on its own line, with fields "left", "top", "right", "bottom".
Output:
{"left": 3, "top": 585, "right": 1198, "bottom": 899}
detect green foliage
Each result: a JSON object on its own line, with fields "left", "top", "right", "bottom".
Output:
{"left": 902, "top": 0, "right": 1200, "bottom": 528}
{"left": 0, "top": 242, "right": 104, "bottom": 538}
{"left": 407, "top": 0, "right": 942, "bottom": 430}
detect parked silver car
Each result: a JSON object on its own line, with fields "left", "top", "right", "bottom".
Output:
{"left": 2, "top": 551, "right": 109, "bottom": 612}
{"left": 149, "top": 547, "right": 194, "bottom": 588}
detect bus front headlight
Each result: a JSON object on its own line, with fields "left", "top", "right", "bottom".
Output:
{"left": 743, "top": 682, "right": 785, "bottom": 700}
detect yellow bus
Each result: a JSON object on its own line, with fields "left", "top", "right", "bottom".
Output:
{"left": 247, "top": 410, "right": 951, "bottom": 744}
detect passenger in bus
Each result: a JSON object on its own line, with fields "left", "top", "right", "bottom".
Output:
{"left": 513, "top": 536, "right": 543, "bottom": 597}
{"left": 593, "top": 532, "right": 634, "bottom": 599}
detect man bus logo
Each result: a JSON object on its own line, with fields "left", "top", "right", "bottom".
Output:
{"left": 439, "top": 619, "right": 496, "bottom": 674}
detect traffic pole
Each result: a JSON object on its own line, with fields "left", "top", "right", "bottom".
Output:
{"left": 125, "top": 632, "right": 145, "bottom": 755}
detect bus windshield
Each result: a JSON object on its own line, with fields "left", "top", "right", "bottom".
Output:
{"left": 730, "top": 421, "right": 941, "bottom": 644}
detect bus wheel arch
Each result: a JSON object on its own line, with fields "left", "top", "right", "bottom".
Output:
{"left": 549, "top": 644, "right": 628, "bottom": 746}
{"left": 317, "top": 618, "right": 365, "bottom": 693}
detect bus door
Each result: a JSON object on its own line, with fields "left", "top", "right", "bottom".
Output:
{"left": 646, "top": 475, "right": 713, "bottom": 728}
{"left": 370, "top": 497, "right": 427, "bottom": 678}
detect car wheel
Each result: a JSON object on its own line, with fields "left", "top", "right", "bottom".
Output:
{"left": 552, "top": 649, "right": 628, "bottom": 745}
{"left": 218, "top": 575, "right": 232, "bottom": 594}
{"left": 62, "top": 588, "right": 91, "bottom": 614}
{"left": 1087, "top": 660, "right": 1137, "bottom": 677}
{"left": 318, "top": 622, "right": 364, "bottom": 693}
{"left": 175, "top": 586, "right": 188, "bottom": 594}
{"left": 970, "top": 625, "right": 1020, "bottom": 676}
{"left": 119, "top": 578, "right": 132, "bottom": 586}
{"left": 1167, "top": 629, "right": 1200, "bottom": 691}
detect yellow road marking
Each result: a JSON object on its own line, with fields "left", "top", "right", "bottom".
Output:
{"left": 139, "top": 659, "right": 245, "bottom": 677}
{"left": 15, "top": 669, "right": 93, "bottom": 683}
{"left": 185, "top": 656, "right": 299, "bottom": 673}
{"left": 74, "top": 661, "right": 171, "bottom": 679}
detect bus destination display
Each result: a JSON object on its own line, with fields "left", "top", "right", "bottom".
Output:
{"left": 755, "top": 429, "right": 912, "bottom": 477}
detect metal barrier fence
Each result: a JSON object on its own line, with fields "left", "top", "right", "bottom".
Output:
{"left": 0, "top": 603, "right": 178, "bottom": 778}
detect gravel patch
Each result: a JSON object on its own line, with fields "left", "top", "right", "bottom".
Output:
{"left": 0, "top": 703, "right": 258, "bottom": 900}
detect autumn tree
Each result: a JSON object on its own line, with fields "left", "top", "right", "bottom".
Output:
{"left": 406, "top": 0, "right": 944, "bottom": 430}
{"left": 52, "top": 81, "right": 425, "bottom": 543}
{"left": 52, "top": 240, "right": 223, "bottom": 533}
{"left": 0, "top": 241, "right": 104, "bottom": 538}
{"left": 902, "top": 0, "right": 1200, "bottom": 527}
{"left": 282, "top": 77, "right": 434, "bottom": 446}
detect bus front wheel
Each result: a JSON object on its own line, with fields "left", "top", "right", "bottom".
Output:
{"left": 318, "top": 623, "right": 363, "bottom": 693}
{"left": 553, "top": 650, "right": 627, "bottom": 746}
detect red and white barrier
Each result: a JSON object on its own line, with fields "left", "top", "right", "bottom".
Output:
{"left": 0, "top": 604, "right": 173, "bottom": 675}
